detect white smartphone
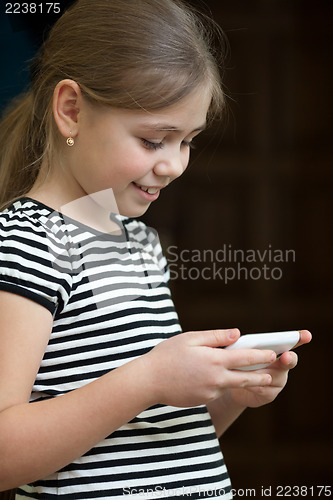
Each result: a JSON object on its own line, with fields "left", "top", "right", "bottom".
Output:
{"left": 224, "top": 330, "right": 300, "bottom": 371}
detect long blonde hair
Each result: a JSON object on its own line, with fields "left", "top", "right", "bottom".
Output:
{"left": 0, "top": 0, "right": 226, "bottom": 210}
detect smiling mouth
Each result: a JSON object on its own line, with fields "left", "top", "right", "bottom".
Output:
{"left": 133, "top": 183, "right": 161, "bottom": 195}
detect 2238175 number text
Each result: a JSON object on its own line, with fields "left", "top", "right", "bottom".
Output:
{"left": 276, "top": 485, "right": 331, "bottom": 496}
{"left": 5, "top": 3, "right": 61, "bottom": 14}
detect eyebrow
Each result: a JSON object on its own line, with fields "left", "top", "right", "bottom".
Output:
{"left": 140, "top": 123, "right": 207, "bottom": 133}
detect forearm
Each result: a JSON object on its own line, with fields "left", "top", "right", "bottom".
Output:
{"left": 206, "top": 391, "right": 246, "bottom": 438}
{"left": 0, "top": 355, "right": 155, "bottom": 491}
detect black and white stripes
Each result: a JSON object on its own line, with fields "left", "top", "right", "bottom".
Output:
{"left": 0, "top": 198, "right": 232, "bottom": 499}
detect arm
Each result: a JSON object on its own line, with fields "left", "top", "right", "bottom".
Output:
{"left": 0, "top": 291, "right": 157, "bottom": 491}
{"left": 207, "top": 330, "right": 312, "bottom": 437}
{"left": 0, "top": 291, "right": 278, "bottom": 491}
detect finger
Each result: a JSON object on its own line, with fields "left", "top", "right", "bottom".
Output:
{"left": 266, "top": 350, "right": 298, "bottom": 372}
{"left": 294, "top": 329, "right": 312, "bottom": 349}
{"left": 224, "top": 369, "right": 272, "bottom": 389}
{"left": 278, "top": 350, "right": 298, "bottom": 370}
{"left": 225, "top": 348, "right": 276, "bottom": 370}
{"left": 187, "top": 328, "right": 241, "bottom": 348}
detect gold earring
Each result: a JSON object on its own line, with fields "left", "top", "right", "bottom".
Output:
{"left": 66, "top": 134, "right": 75, "bottom": 147}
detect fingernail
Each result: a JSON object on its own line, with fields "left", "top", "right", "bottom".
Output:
{"left": 228, "top": 330, "right": 238, "bottom": 340}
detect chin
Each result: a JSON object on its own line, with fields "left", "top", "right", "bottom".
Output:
{"left": 118, "top": 205, "right": 150, "bottom": 218}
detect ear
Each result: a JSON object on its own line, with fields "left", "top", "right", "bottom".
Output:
{"left": 52, "top": 79, "right": 82, "bottom": 139}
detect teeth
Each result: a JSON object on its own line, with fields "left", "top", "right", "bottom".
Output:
{"left": 136, "top": 184, "right": 159, "bottom": 195}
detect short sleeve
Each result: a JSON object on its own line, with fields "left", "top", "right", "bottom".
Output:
{"left": 0, "top": 208, "right": 72, "bottom": 316}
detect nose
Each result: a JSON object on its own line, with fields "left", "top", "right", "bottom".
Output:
{"left": 153, "top": 149, "right": 188, "bottom": 181}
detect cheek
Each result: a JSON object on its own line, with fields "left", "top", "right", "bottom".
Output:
{"left": 77, "top": 136, "right": 150, "bottom": 190}
{"left": 115, "top": 145, "right": 150, "bottom": 176}
{"left": 76, "top": 138, "right": 104, "bottom": 174}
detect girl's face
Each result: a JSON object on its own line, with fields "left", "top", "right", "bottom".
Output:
{"left": 56, "top": 87, "right": 211, "bottom": 217}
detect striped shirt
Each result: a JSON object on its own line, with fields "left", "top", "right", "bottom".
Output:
{"left": 0, "top": 198, "right": 232, "bottom": 499}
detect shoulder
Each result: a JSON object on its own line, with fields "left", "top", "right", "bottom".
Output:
{"left": 121, "top": 217, "right": 162, "bottom": 257}
{"left": 0, "top": 198, "right": 72, "bottom": 270}
{"left": 122, "top": 217, "right": 159, "bottom": 244}
{"left": 0, "top": 197, "right": 64, "bottom": 242}
{"left": 122, "top": 216, "right": 169, "bottom": 279}
{"left": 0, "top": 198, "right": 73, "bottom": 314}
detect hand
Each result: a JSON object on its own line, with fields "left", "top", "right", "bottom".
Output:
{"left": 226, "top": 330, "right": 312, "bottom": 408}
{"left": 144, "top": 328, "right": 276, "bottom": 408}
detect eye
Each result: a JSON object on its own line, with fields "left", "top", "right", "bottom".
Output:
{"left": 182, "top": 140, "right": 196, "bottom": 150}
{"left": 141, "top": 139, "right": 164, "bottom": 151}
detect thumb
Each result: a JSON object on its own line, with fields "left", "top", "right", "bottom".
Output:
{"left": 189, "top": 328, "right": 240, "bottom": 348}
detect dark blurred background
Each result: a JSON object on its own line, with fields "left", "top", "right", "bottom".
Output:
{"left": 146, "top": 0, "right": 333, "bottom": 495}
{"left": 0, "top": 0, "right": 332, "bottom": 498}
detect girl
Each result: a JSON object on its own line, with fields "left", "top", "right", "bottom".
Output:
{"left": 0, "top": 0, "right": 311, "bottom": 498}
